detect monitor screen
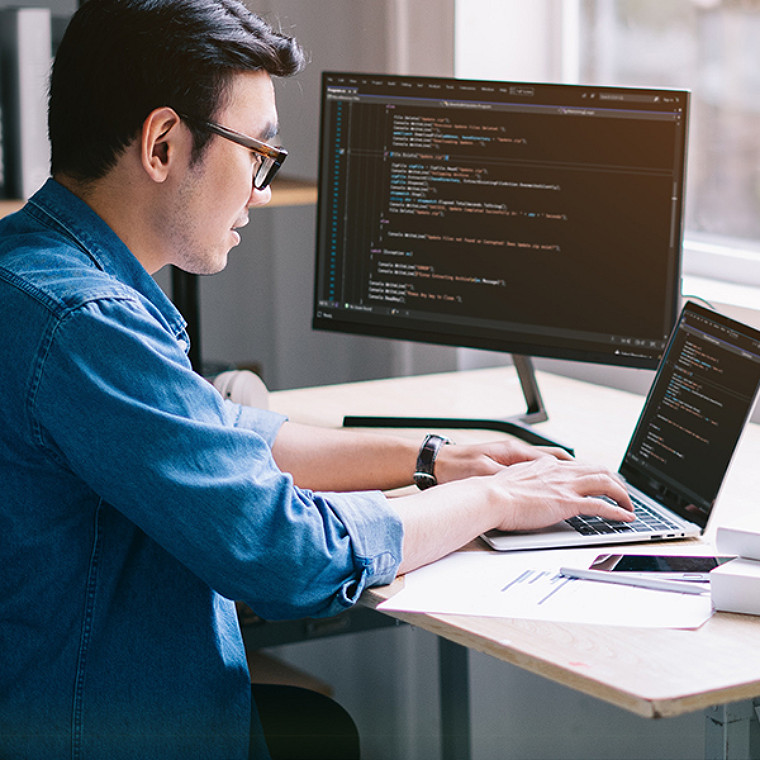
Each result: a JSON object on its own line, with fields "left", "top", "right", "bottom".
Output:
{"left": 312, "top": 72, "right": 689, "bottom": 370}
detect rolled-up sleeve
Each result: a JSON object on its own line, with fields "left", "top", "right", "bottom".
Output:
{"left": 312, "top": 490, "right": 403, "bottom": 604}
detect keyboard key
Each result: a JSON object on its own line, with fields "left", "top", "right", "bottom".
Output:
{"left": 566, "top": 494, "right": 681, "bottom": 535}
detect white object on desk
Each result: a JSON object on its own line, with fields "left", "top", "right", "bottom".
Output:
{"left": 715, "top": 525, "right": 760, "bottom": 561}
{"left": 711, "top": 526, "right": 760, "bottom": 615}
{"left": 710, "top": 557, "right": 760, "bottom": 616}
{"left": 379, "top": 548, "right": 714, "bottom": 629}
{"left": 558, "top": 566, "right": 708, "bottom": 595}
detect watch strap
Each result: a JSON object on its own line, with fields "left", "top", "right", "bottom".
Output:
{"left": 413, "top": 433, "right": 451, "bottom": 490}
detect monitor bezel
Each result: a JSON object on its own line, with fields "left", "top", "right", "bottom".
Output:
{"left": 312, "top": 71, "right": 689, "bottom": 371}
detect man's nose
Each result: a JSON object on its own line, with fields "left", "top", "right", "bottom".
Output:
{"left": 248, "top": 185, "right": 272, "bottom": 208}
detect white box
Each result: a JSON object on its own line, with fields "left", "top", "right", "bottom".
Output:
{"left": 716, "top": 526, "right": 760, "bottom": 562}
{"left": 710, "top": 557, "right": 760, "bottom": 616}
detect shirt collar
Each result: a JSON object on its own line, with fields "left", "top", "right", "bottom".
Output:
{"left": 27, "top": 178, "right": 188, "bottom": 342}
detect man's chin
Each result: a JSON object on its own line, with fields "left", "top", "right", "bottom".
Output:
{"left": 178, "top": 254, "right": 230, "bottom": 277}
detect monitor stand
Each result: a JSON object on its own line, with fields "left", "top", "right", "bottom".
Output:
{"left": 342, "top": 355, "right": 573, "bottom": 455}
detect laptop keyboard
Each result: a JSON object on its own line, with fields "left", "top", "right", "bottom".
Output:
{"left": 565, "top": 494, "right": 682, "bottom": 536}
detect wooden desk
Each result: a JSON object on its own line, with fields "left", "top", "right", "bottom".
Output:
{"left": 271, "top": 366, "right": 760, "bottom": 760}
{"left": 0, "top": 199, "right": 24, "bottom": 218}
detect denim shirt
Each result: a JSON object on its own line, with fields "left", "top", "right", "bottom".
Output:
{"left": 0, "top": 179, "right": 403, "bottom": 759}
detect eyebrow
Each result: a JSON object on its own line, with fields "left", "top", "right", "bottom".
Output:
{"left": 259, "top": 121, "right": 279, "bottom": 143}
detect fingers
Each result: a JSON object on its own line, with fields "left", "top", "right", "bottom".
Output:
{"left": 575, "top": 470, "right": 634, "bottom": 515}
{"left": 583, "top": 495, "right": 636, "bottom": 522}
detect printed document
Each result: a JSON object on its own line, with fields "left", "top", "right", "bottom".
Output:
{"left": 378, "top": 548, "right": 714, "bottom": 629}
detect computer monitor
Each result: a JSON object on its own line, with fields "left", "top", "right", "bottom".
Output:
{"left": 312, "top": 72, "right": 689, "bottom": 444}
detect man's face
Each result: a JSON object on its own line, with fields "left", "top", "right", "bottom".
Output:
{"left": 165, "top": 70, "right": 279, "bottom": 275}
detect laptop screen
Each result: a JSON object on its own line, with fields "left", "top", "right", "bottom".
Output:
{"left": 620, "top": 301, "right": 760, "bottom": 528}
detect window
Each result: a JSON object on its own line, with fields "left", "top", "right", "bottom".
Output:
{"left": 579, "top": 0, "right": 760, "bottom": 258}
{"left": 455, "top": 0, "right": 760, "bottom": 294}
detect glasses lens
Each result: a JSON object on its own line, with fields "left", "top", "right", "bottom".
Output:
{"left": 254, "top": 155, "right": 282, "bottom": 190}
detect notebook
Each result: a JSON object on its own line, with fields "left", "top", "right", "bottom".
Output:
{"left": 482, "top": 301, "right": 760, "bottom": 551}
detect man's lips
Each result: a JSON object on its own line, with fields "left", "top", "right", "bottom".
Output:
{"left": 231, "top": 215, "right": 249, "bottom": 244}
{"left": 233, "top": 214, "right": 249, "bottom": 232}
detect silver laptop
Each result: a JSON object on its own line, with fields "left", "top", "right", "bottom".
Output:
{"left": 483, "top": 301, "right": 760, "bottom": 551}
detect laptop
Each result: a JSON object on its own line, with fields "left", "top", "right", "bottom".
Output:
{"left": 482, "top": 301, "right": 760, "bottom": 551}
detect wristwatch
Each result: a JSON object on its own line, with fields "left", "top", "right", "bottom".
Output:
{"left": 413, "top": 433, "right": 452, "bottom": 490}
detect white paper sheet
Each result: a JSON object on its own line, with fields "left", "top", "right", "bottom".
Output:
{"left": 378, "top": 548, "right": 714, "bottom": 629}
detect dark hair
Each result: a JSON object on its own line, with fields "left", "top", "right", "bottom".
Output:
{"left": 49, "top": 0, "right": 305, "bottom": 180}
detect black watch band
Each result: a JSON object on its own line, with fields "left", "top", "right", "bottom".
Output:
{"left": 413, "top": 433, "right": 451, "bottom": 490}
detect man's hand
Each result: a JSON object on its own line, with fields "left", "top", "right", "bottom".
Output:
{"left": 485, "top": 456, "right": 634, "bottom": 533}
{"left": 393, "top": 454, "right": 633, "bottom": 575}
{"left": 434, "top": 438, "right": 573, "bottom": 484}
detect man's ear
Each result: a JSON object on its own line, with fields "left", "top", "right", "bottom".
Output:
{"left": 141, "top": 107, "right": 184, "bottom": 182}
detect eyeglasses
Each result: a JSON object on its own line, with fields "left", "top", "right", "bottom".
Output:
{"left": 178, "top": 113, "right": 288, "bottom": 190}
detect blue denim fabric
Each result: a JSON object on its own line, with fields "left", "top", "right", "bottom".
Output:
{"left": 0, "top": 179, "right": 403, "bottom": 759}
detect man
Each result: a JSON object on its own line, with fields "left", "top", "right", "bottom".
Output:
{"left": 0, "top": 0, "right": 634, "bottom": 757}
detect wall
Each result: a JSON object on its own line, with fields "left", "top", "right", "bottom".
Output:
{"left": 189, "top": 0, "right": 460, "bottom": 389}
{"left": 0, "top": 0, "right": 74, "bottom": 13}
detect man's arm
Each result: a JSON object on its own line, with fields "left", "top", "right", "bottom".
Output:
{"left": 269, "top": 420, "right": 573, "bottom": 492}
{"left": 270, "top": 420, "right": 634, "bottom": 576}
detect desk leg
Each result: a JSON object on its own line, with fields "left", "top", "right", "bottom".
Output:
{"left": 705, "top": 700, "right": 760, "bottom": 760}
{"left": 438, "top": 637, "right": 471, "bottom": 760}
